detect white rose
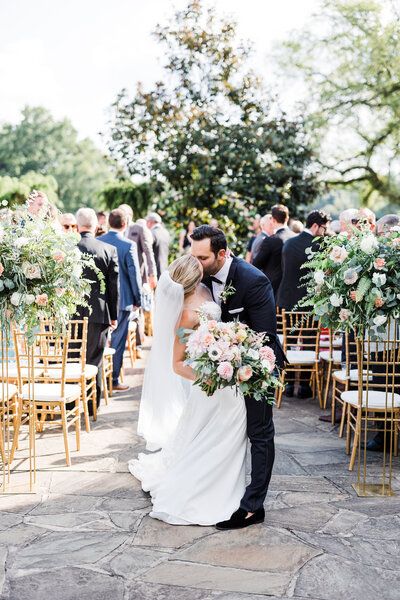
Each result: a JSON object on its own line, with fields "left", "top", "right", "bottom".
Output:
{"left": 330, "top": 293, "right": 343, "bottom": 307}
{"left": 22, "top": 262, "right": 41, "bottom": 279}
{"left": 247, "top": 348, "right": 259, "bottom": 360}
{"left": 72, "top": 265, "right": 82, "bottom": 278}
{"left": 314, "top": 270, "right": 325, "bottom": 285}
{"left": 24, "top": 294, "right": 35, "bottom": 305}
{"left": 10, "top": 292, "right": 22, "bottom": 306}
{"left": 372, "top": 272, "right": 386, "bottom": 287}
{"left": 360, "top": 234, "right": 378, "bottom": 254}
{"left": 373, "top": 315, "right": 387, "bottom": 326}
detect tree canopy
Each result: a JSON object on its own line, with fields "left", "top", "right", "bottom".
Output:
{"left": 0, "top": 106, "right": 115, "bottom": 212}
{"left": 108, "top": 0, "right": 319, "bottom": 222}
{"left": 276, "top": 0, "right": 400, "bottom": 204}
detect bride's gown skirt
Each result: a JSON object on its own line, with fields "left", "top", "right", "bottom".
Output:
{"left": 129, "top": 383, "right": 247, "bottom": 525}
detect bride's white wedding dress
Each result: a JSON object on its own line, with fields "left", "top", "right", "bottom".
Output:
{"left": 129, "top": 300, "right": 247, "bottom": 526}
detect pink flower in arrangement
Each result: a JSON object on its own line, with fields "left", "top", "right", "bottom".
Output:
{"left": 56, "top": 287, "right": 65, "bottom": 296}
{"left": 374, "top": 297, "right": 385, "bottom": 307}
{"left": 260, "top": 346, "right": 276, "bottom": 368}
{"left": 208, "top": 320, "right": 217, "bottom": 332}
{"left": 35, "top": 293, "right": 48, "bottom": 306}
{"left": 350, "top": 290, "right": 357, "bottom": 301}
{"left": 374, "top": 258, "right": 386, "bottom": 270}
{"left": 0, "top": 263, "right": 3, "bottom": 276}
{"left": 217, "top": 361, "right": 234, "bottom": 381}
{"left": 238, "top": 322, "right": 247, "bottom": 330}
{"left": 339, "top": 308, "right": 349, "bottom": 321}
{"left": 392, "top": 238, "right": 400, "bottom": 246}
{"left": 329, "top": 245, "right": 349, "bottom": 264}
{"left": 203, "top": 333, "right": 215, "bottom": 346}
{"left": 237, "top": 365, "right": 253, "bottom": 382}
{"left": 53, "top": 251, "right": 66, "bottom": 264}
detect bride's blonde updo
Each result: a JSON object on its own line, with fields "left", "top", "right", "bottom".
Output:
{"left": 168, "top": 255, "right": 202, "bottom": 296}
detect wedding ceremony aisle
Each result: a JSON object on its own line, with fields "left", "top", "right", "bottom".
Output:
{"left": 1, "top": 344, "right": 400, "bottom": 600}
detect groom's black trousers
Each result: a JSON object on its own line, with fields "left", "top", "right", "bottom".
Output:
{"left": 240, "top": 391, "right": 275, "bottom": 513}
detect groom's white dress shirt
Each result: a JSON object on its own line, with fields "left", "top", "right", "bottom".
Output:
{"left": 212, "top": 257, "right": 233, "bottom": 306}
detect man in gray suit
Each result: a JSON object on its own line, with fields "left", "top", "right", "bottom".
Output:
{"left": 146, "top": 212, "right": 170, "bottom": 278}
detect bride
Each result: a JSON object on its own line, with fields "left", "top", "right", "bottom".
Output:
{"left": 130, "top": 255, "right": 247, "bottom": 525}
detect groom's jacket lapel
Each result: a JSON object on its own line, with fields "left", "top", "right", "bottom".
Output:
{"left": 221, "top": 257, "right": 241, "bottom": 322}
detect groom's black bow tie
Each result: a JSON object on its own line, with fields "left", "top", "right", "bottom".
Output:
{"left": 210, "top": 276, "right": 223, "bottom": 285}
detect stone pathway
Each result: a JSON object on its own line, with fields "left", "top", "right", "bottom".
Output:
{"left": 1, "top": 343, "right": 400, "bottom": 599}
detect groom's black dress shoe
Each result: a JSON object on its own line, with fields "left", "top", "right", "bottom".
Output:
{"left": 215, "top": 507, "right": 265, "bottom": 530}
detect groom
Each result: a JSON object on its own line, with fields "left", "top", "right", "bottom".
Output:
{"left": 191, "top": 225, "right": 285, "bottom": 530}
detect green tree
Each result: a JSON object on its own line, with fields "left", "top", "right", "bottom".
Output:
{"left": 108, "top": 0, "right": 319, "bottom": 223}
{"left": 0, "top": 106, "right": 116, "bottom": 212}
{"left": 276, "top": 0, "right": 400, "bottom": 204}
{"left": 0, "top": 172, "right": 59, "bottom": 209}
{"left": 98, "top": 180, "right": 155, "bottom": 219}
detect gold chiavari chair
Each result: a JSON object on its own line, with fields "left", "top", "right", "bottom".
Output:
{"left": 126, "top": 321, "right": 137, "bottom": 368}
{"left": 277, "top": 310, "right": 322, "bottom": 408}
{"left": 330, "top": 332, "right": 359, "bottom": 434}
{"left": 102, "top": 347, "right": 115, "bottom": 402}
{"left": 13, "top": 330, "right": 81, "bottom": 467}
{"left": 319, "top": 329, "right": 342, "bottom": 409}
{"left": 143, "top": 310, "right": 153, "bottom": 337}
{"left": 343, "top": 323, "right": 400, "bottom": 471}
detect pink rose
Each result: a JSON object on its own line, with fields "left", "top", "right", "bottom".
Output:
{"left": 208, "top": 320, "right": 217, "bottom": 331}
{"left": 374, "top": 258, "right": 386, "bottom": 269}
{"left": 374, "top": 297, "right": 385, "bottom": 307}
{"left": 203, "top": 333, "right": 215, "bottom": 345}
{"left": 260, "top": 346, "right": 276, "bottom": 368}
{"left": 339, "top": 308, "right": 349, "bottom": 321}
{"left": 237, "top": 365, "right": 253, "bottom": 382}
{"left": 35, "top": 293, "right": 48, "bottom": 306}
{"left": 217, "top": 361, "right": 234, "bottom": 381}
{"left": 0, "top": 263, "right": 3, "bottom": 276}
{"left": 329, "top": 246, "right": 349, "bottom": 264}
{"left": 350, "top": 290, "right": 358, "bottom": 301}
{"left": 56, "top": 287, "right": 65, "bottom": 296}
{"left": 53, "top": 251, "right": 66, "bottom": 263}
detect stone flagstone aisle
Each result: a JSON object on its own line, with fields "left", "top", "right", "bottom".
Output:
{"left": 1, "top": 342, "right": 400, "bottom": 599}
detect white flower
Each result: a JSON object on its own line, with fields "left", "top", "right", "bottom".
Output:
{"left": 0, "top": 225, "right": 4, "bottom": 242}
{"left": 372, "top": 272, "right": 386, "bottom": 287}
{"left": 247, "top": 348, "right": 259, "bottom": 360}
{"left": 343, "top": 268, "right": 358, "bottom": 285}
{"left": 74, "top": 248, "right": 82, "bottom": 259}
{"left": 22, "top": 262, "right": 41, "bottom": 279}
{"left": 24, "top": 294, "right": 35, "bottom": 305}
{"left": 1, "top": 200, "right": 8, "bottom": 207}
{"left": 360, "top": 234, "right": 378, "bottom": 254}
{"left": 10, "top": 292, "right": 22, "bottom": 306}
{"left": 390, "top": 226, "right": 400, "bottom": 233}
{"left": 72, "top": 264, "right": 82, "bottom": 278}
{"left": 373, "top": 315, "right": 387, "bottom": 326}
{"left": 208, "top": 345, "right": 222, "bottom": 361}
{"left": 14, "top": 237, "right": 30, "bottom": 248}
{"left": 314, "top": 270, "right": 325, "bottom": 285}
{"left": 330, "top": 293, "right": 343, "bottom": 307}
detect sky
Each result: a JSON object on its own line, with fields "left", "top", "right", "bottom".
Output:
{"left": 0, "top": 0, "right": 320, "bottom": 147}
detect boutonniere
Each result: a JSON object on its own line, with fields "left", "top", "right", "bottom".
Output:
{"left": 218, "top": 282, "right": 236, "bottom": 304}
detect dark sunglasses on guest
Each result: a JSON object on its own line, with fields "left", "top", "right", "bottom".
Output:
{"left": 63, "top": 224, "right": 76, "bottom": 230}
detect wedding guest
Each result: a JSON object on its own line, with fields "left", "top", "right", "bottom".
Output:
{"left": 95, "top": 224, "right": 107, "bottom": 237}
{"left": 358, "top": 207, "right": 376, "bottom": 230}
{"left": 329, "top": 219, "right": 341, "bottom": 235}
{"left": 75, "top": 208, "right": 119, "bottom": 414}
{"left": 277, "top": 209, "right": 331, "bottom": 398}
{"left": 250, "top": 214, "right": 274, "bottom": 262}
{"left": 98, "top": 209, "right": 142, "bottom": 391}
{"left": 27, "top": 189, "right": 48, "bottom": 216}
{"left": 146, "top": 212, "right": 170, "bottom": 278}
{"left": 339, "top": 208, "right": 359, "bottom": 237}
{"left": 179, "top": 220, "right": 196, "bottom": 254}
{"left": 59, "top": 213, "right": 77, "bottom": 233}
{"left": 376, "top": 214, "right": 399, "bottom": 235}
{"left": 252, "top": 205, "right": 296, "bottom": 296}
{"left": 97, "top": 210, "right": 109, "bottom": 230}
{"left": 290, "top": 219, "right": 304, "bottom": 234}
{"left": 245, "top": 215, "right": 261, "bottom": 262}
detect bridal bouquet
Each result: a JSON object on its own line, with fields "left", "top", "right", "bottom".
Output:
{"left": 0, "top": 203, "right": 100, "bottom": 342}
{"left": 178, "top": 319, "right": 282, "bottom": 401}
{"left": 300, "top": 224, "right": 400, "bottom": 336}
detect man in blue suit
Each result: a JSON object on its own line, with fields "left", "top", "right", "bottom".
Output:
{"left": 98, "top": 209, "right": 142, "bottom": 390}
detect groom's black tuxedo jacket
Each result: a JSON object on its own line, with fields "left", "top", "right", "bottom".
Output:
{"left": 204, "top": 256, "right": 286, "bottom": 368}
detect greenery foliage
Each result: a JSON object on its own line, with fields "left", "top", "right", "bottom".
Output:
{"left": 98, "top": 180, "right": 155, "bottom": 219}
{"left": 0, "top": 106, "right": 115, "bottom": 212}
{"left": 0, "top": 172, "right": 59, "bottom": 209}
{"left": 108, "top": 0, "right": 319, "bottom": 229}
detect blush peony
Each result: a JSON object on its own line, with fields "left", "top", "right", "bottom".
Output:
{"left": 217, "top": 362, "right": 234, "bottom": 381}
{"left": 35, "top": 293, "right": 48, "bottom": 306}
{"left": 22, "top": 262, "right": 41, "bottom": 279}
{"left": 374, "top": 258, "right": 386, "bottom": 270}
{"left": 329, "top": 246, "right": 349, "bottom": 264}
{"left": 237, "top": 365, "right": 253, "bottom": 382}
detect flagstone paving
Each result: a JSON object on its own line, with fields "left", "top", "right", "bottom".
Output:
{"left": 1, "top": 342, "right": 400, "bottom": 599}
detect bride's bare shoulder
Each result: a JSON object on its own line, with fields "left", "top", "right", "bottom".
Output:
{"left": 198, "top": 283, "right": 212, "bottom": 301}
{"left": 178, "top": 308, "right": 200, "bottom": 330}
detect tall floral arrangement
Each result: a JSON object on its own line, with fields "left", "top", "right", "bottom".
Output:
{"left": 0, "top": 204, "right": 99, "bottom": 342}
{"left": 300, "top": 225, "right": 400, "bottom": 336}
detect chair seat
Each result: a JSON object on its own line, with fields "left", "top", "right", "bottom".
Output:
{"left": 2, "top": 364, "right": 44, "bottom": 379}
{"left": 22, "top": 383, "right": 81, "bottom": 402}
{"left": 104, "top": 347, "right": 115, "bottom": 357}
{"left": 128, "top": 321, "right": 137, "bottom": 332}
{"left": 320, "top": 350, "right": 342, "bottom": 363}
{"left": 0, "top": 383, "right": 18, "bottom": 401}
{"left": 48, "top": 363, "right": 98, "bottom": 381}
{"left": 286, "top": 350, "right": 319, "bottom": 365}
{"left": 320, "top": 338, "right": 342, "bottom": 348}
{"left": 341, "top": 389, "right": 400, "bottom": 409}
{"left": 333, "top": 369, "right": 372, "bottom": 383}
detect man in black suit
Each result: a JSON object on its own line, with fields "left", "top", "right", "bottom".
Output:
{"left": 75, "top": 208, "right": 119, "bottom": 414}
{"left": 252, "top": 204, "right": 297, "bottom": 295}
{"left": 277, "top": 210, "right": 330, "bottom": 398}
{"left": 191, "top": 225, "right": 285, "bottom": 531}
{"left": 146, "top": 212, "right": 170, "bottom": 278}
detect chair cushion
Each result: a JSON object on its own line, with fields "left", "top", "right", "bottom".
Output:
{"left": 0, "top": 383, "right": 18, "bottom": 400}
{"left": 333, "top": 369, "right": 371, "bottom": 383}
{"left": 320, "top": 350, "right": 342, "bottom": 363}
{"left": 128, "top": 321, "right": 137, "bottom": 332}
{"left": 332, "top": 370, "right": 348, "bottom": 382}
{"left": 65, "top": 363, "right": 98, "bottom": 379}
{"left": 104, "top": 347, "right": 115, "bottom": 357}
{"left": 286, "top": 350, "right": 318, "bottom": 364}
{"left": 22, "top": 383, "right": 81, "bottom": 402}
{"left": 341, "top": 389, "right": 400, "bottom": 409}
{"left": 2, "top": 364, "right": 44, "bottom": 379}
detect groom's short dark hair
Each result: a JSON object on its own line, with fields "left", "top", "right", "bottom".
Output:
{"left": 191, "top": 225, "right": 227, "bottom": 257}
